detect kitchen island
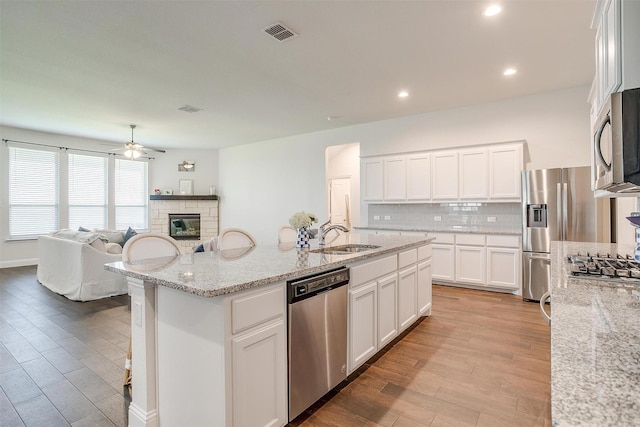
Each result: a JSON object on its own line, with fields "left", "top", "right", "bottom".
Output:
{"left": 550, "top": 241, "right": 640, "bottom": 426}
{"left": 105, "top": 232, "right": 433, "bottom": 427}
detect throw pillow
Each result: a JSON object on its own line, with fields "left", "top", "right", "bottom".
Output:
{"left": 89, "top": 238, "right": 108, "bottom": 252}
{"left": 123, "top": 227, "right": 138, "bottom": 245}
{"left": 78, "top": 226, "right": 91, "bottom": 232}
{"left": 194, "top": 244, "right": 204, "bottom": 253}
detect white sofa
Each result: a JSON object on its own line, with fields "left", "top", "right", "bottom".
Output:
{"left": 37, "top": 230, "right": 129, "bottom": 301}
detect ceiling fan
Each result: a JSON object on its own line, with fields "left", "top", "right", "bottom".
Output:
{"left": 108, "top": 124, "right": 166, "bottom": 159}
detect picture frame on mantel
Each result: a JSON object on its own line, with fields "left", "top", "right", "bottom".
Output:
{"left": 178, "top": 179, "right": 193, "bottom": 195}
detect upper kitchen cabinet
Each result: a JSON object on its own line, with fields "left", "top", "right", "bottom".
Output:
{"left": 488, "top": 143, "right": 523, "bottom": 201}
{"left": 432, "top": 150, "right": 459, "bottom": 200}
{"left": 459, "top": 147, "right": 488, "bottom": 200}
{"left": 383, "top": 155, "right": 407, "bottom": 201}
{"left": 362, "top": 141, "right": 523, "bottom": 204}
{"left": 592, "top": 0, "right": 640, "bottom": 115}
{"left": 362, "top": 157, "right": 384, "bottom": 201}
{"left": 406, "top": 153, "right": 431, "bottom": 200}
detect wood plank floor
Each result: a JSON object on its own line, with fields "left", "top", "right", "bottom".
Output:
{"left": 290, "top": 284, "right": 551, "bottom": 427}
{"left": 1, "top": 267, "right": 550, "bottom": 427}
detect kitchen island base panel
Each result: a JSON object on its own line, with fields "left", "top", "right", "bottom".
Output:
{"left": 128, "top": 278, "right": 159, "bottom": 427}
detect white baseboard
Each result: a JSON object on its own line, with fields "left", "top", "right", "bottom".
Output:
{"left": 0, "top": 258, "right": 38, "bottom": 269}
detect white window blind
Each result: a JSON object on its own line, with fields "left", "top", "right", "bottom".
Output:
{"left": 68, "top": 153, "right": 107, "bottom": 230}
{"left": 115, "top": 159, "right": 148, "bottom": 230}
{"left": 8, "top": 146, "right": 60, "bottom": 238}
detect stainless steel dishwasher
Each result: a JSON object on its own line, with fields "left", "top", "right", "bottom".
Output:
{"left": 288, "top": 267, "right": 349, "bottom": 421}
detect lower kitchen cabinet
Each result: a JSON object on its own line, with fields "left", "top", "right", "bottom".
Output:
{"left": 349, "top": 282, "right": 378, "bottom": 369}
{"left": 231, "top": 320, "right": 287, "bottom": 427}
{"left": 377, "top": 273, "right": 398, "bottom": 347}
{"left": 431, "top": 233, "right": 521, "bottom": 293}
{"left": 417, "top": 258, "right": 432, "bottom": 316}
{"left": 347, "top": 244, "right": 432, "bottom": 373}
{"left": 398, "top": 265, "right": 418, "bottom": 332}
{"left": 455, "top": 245, "right": 486, "bottom": 285}
{"left": 487, "top": 247, "right": 521, "bottom": 289}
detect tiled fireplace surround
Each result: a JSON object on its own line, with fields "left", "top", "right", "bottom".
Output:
{"left": 149, "top": 197, "right": 219, "bottom": 253}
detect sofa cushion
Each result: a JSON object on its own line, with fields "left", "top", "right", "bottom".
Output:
{"left": 105, "top": 242, "right": 123, "bottom": 254}
{"left": 50, "top": 230, "right": 108, "bottom": 245}
{"left": 123, "top": 227, "right": 138, "bottom": 245}
{"left": 94, "top": 229, "right": 125, "bottom": 245}
{"left": 78, "top": 226, "right": 91, "bottom": 232}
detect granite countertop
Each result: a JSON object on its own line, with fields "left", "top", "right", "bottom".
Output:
{"left": 355, "top": 225, "right": 521, "bottom": 235}
{"left": 550, "top": 241, "right": 640, "bottom": 426}
{"left": 105, "top": 233, "right": 433, "bottom": 298}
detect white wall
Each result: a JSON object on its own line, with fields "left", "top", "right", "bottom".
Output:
{"left": 149, "top": 149, "right": 218, "bottom": 196}
{"left": 219, "top": 85, "right": 593, "bottom": 244}
{"left": 0, "top": 125, "right": 218, "bottom": 267}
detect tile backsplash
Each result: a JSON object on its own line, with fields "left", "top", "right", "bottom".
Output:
{"left": 368, "top": 203, "right": 521, "bottom": 230}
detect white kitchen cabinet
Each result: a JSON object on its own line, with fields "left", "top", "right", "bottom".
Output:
{"left": 231, "top": 320, "right": 287, "bottom": 427}
{"left": 349, "top": 282, "right": 378, "bottom": 370}
{"left": 384, "top": 155, "right": 407, "bottom": 201}
{"left": 455, "top": 245, "right": 486, "bottom": 285}
{"left": 432, "top": 151, "right": 459, "bottom": 200}
{"left": 362, "top": 157, "right": 384, "bottom": 201}
{"left": 592, "top": 0, "right": 640, "bottom": 114}
{"left": 486, "top": 235, "right": 521, "bottom": 290}
{"left": 377, "top": 273, "right": 398, "bottom": 347}
{"left": 489, "top": 144, "right": 523, "bottom": 201}
{"left": 431, "top": 233, "right": 455, "bottom": 282}
{"left": 459, "top": 148, "right": 488, "bottom": 200}
{"left": 398, "top": 266, "right": 417, "bottom": 332}
{"left": 406, "top": 153, "right": 431, "bottom": 200}
{"left": 417, "top": 258, "right": 432, "bottom": 316}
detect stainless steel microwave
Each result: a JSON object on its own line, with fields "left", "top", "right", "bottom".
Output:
{"left": 592, "top": 87, "right": 640, "bottom": 194}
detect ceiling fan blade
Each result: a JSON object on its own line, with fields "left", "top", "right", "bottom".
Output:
{"left": 146, "top": 146, "right": 166, "bottom": 153}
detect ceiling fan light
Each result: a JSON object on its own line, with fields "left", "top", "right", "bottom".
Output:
{"left": 124, "top": 149, "right": 141, "bottom": 159}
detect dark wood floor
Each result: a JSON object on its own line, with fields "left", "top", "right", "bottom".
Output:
{"left": 1, "top": 267, "right": 550, "bottom": 427}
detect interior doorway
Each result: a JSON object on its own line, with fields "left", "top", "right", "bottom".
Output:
{"left": 329, "top": 178, "right": 351, "bottom": 228}
{"left": 325, "top": 143, "right": 360, "bottom": 229}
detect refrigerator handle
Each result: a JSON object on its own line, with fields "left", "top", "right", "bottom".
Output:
{"left": 562, "top": 182, "right": 568, "bottom": 241}
{"left": 557, "top": 183, "right": 563, "bottom": 240}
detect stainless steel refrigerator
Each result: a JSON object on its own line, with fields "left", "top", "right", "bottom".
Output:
{"left": 521, "top": 167, "right": 612, "bottom": 301}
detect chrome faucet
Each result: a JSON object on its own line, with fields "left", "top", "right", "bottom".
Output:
{"left": 318, "top": 219, "right": 349, "bottom": 246}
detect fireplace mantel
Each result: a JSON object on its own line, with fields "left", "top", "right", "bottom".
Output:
{"left": 150, "top": 195, "right": 218, "bottom": 201}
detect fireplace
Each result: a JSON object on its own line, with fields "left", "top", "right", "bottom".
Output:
{"left": 169, "top": 213, "right": 201, "bottom": 240}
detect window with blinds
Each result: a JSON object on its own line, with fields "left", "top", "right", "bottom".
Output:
{"left": 68, "top": 153, "right": 107, "bottom": 230}
{"left": 115, "top": 158, "right": 148, "bottom": 230}
{"left": 8, "top": 146, "right": 60, "bottom": 238}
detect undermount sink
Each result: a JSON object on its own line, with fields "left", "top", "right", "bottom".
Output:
{"left": 310, "top": 244, "right": 381, "bottom": 255}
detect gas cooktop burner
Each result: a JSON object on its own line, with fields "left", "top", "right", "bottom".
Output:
{"left": 567, "top": 252, "right": 640, "bottom": 281}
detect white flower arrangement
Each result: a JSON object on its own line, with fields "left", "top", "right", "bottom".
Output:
{"left": 289, "top": 211, "right": 317, "bottom": 230}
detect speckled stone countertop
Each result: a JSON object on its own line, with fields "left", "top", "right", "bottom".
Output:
{"left": 355, "top": 225, "right": 521, "bottom": 235}
{"left": 550, "top": 241, "right": 640, "bottom": 426}
{"left": 105, "top": 233, "right": 433, "bottom": 298}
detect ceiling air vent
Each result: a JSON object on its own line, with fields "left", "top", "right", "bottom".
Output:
{"left": 263, "top": 22, "right": 298, "bottom": 42}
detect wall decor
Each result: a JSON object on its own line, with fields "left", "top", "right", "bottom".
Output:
{"left": 178, "top": 161, "right": 195, "bottom": 172}
{"left": 179, "top": 179, "right": 193, "bottom": 195}
{"left": 163, "top": 189, "right": 173, "bottom": 195}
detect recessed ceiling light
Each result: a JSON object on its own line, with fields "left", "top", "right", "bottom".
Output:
{"left": 503, "top": 68, "right": 517, "bottom": 76}
{"left": 484, "top": 5, "right": 502, "bottom": 16}
{"left": 398, "top": 91, "right": 409, "bottom": 98}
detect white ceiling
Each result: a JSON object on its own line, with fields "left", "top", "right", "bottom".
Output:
{"left": 0, "top": 0, "right": 596, "bottom": 150}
